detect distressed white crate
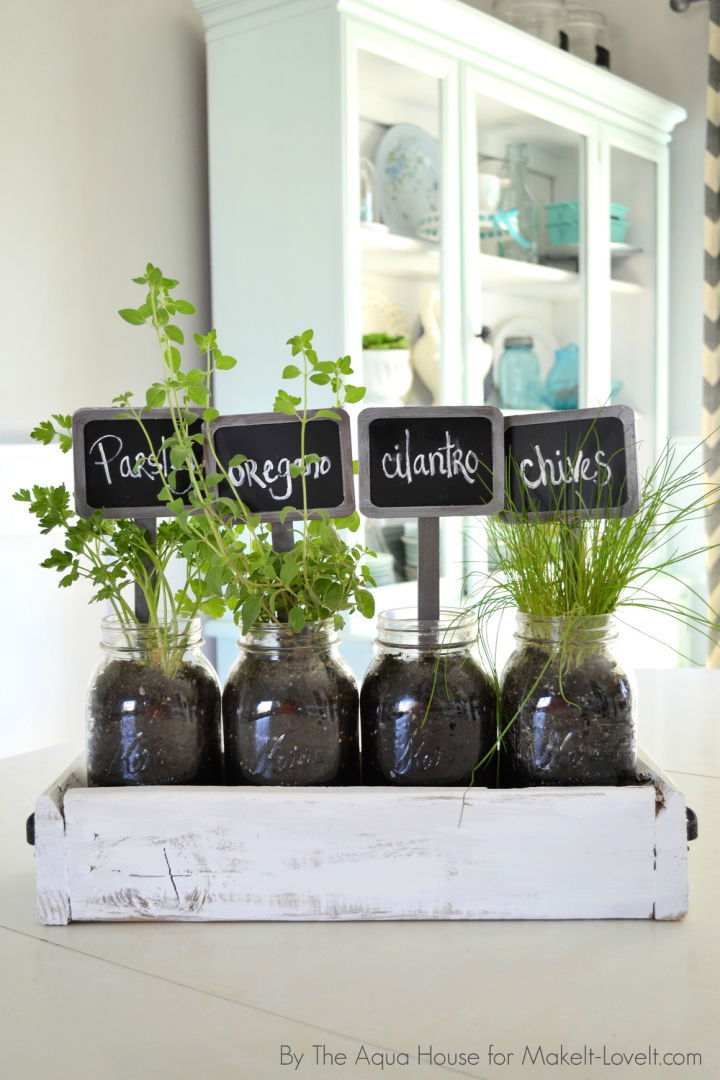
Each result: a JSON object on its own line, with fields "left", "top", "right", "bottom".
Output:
{"left": 34, "top": 752, "right": 688, "bottom": 924}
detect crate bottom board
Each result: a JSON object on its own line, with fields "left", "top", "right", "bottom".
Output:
{"left": 34, "top": 753, "right": 688, "bottom": 925}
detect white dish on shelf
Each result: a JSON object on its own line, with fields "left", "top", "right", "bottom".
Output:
{"left": 492, "top": 316, "right": 559, "bottom": 386}
{"left": 375, "top": 123, "right": 439, "bottom": 239}
{"left": 361, "top": 281, "right": 410, "bottom": 338}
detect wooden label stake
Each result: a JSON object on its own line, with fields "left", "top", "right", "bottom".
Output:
{"left": 417, "top": 516, "right": 440, "bottom": 621}
{"left": 358, "top": 406, "right": 504, "bottom": 620}
{"left": 270, "top": 521, "right": 295, "bottom": 553}
{"left": 133, "top": 517, "right": 157, "bottom": 624}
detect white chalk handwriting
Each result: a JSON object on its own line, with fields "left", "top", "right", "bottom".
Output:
{"left": 227, "top": 454, "right": 332, "bottom": 502}
{"left": 519, "top": 445, "right": 612, "bottom": 491}
{"left": 380, "top": 429, "right": 481, "bottom": 486}
{"left": 88, "top": 435, "right": 191, "bottom": 494}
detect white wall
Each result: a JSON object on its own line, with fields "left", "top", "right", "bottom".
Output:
{"left": 0, "top": 0, "right": 209, "bottom": 756}
{"left": 469, "top": 0, "right": 708, "bottom": 440}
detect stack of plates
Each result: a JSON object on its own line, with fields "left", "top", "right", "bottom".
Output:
{"left": 369, "top": 552, "right": 396, "bottom": 587}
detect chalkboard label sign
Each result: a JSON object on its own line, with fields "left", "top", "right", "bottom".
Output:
{"left": 72, "top": 408, "right": 203, "bottom": 519}
{"left": 504, "top": 405, "right": 639, "bottom": 520}
{"left": 206, "top": 409, "right": 355, "bottom": 522}
{"left": 358, "top": 406, "right": 504, "bottom": 518}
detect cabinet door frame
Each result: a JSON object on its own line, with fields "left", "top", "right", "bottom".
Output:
{"left": 602, "top": 126, "right": 670, "bottom": 457}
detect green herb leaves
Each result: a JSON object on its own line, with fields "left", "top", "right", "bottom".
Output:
{"left": 30, "top": 414, "right": 73, "bottom": 453}
{"left": 19, "top": 264, "right": 375, "bottom": 645}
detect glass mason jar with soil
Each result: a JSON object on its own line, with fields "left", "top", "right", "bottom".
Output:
{"left": 360, "top": 609, "right": 497, "bottom": 786}
{"left": 500, "top": 613, "right": 636, "bottom": 786}
{"left": 87, "top": 616, "right": 223, "bottom": 787}
{"left": 223, "top": 620, "right": 360, "bottom": 785}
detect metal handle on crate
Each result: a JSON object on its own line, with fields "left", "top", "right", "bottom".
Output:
{"left": 686, "top": 806, "right": 699, "bottom": 842}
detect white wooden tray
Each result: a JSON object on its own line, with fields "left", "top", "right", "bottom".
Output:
{"left": 33, "top": 752, "right": 688, "bottom": 924}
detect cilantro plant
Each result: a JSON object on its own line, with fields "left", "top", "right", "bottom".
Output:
{"left": 116, "top": 265, "right": 376, "bottom": 635}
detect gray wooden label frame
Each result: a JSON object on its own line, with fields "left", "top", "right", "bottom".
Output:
{"left": 72, "top": 407, "right": 202, "bottom": 520}
{"left": 503, "top": 404, "right": 639, "bottom": 521}
{"left": 357, "top": 405, "right": 505, "bottom": 518}
{"left": 205, "top": 408, "right": 356, "bottom": 524}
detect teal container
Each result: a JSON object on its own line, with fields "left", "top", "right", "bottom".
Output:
{"left": 545, "top": 200, "right": 628, "bottom": 224}
{"left": 546, "top": 218, "right": 629, "bottom": 246}
{"left": 545, "top": 345, "right": 579, "bottom": 410}
{"left": 544, "top": 201, "right": 628, "bottom": 246}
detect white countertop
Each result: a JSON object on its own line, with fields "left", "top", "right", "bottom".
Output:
{"left": 0, "top": 670, "right": 718, "bottom": 1079}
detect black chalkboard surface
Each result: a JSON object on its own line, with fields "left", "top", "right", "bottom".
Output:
{"left": 72, "top": 408, "right": 203, "bottom": 518}
{"left": 358, "top": 406, "right": 504, "bottom": 517}
{"left": 206, "top": 410, "right": 355, "bottom": 523}
{"left": 504, "top": 405, "right": 639, "bottom": 520}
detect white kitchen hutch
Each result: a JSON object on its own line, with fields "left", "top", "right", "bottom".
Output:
{"left": 195, "top": 0, "right": 686, "bottom": 641}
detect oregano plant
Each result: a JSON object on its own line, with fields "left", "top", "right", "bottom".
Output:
{"left": 115, "top": 264, "right": 376, "bottom": 635}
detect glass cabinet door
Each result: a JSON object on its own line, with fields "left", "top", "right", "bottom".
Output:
{"left": 351, "top": 40, "right": 462, "bottom": 594}
{"left": 609, "top": 145, "right": 663, "bottom": 474}
{"left": 464, "top": 76, "right": 589, "bottom": 418}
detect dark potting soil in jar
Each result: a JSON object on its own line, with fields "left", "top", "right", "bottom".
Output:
{"left": 361, "top": 650, "right": 497, "bottom": 786}
{"left": 223, "top": 623, "right": 360, "bottom": 786}
{"left": 501, "top": 634, "right": 635, "bottom": 787}
{"left": 87, "top": 658, "right": 223, "bottom": 786}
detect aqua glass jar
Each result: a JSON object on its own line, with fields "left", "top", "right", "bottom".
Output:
{"left": 87, "top": 616, "right": 223, "bottom": 787}
{"left": 497, "top": 142, "right": 540, "bottom": 262}
{"left": 500, "top": 613, "right": 636, "bottom": 786}
{"left": 361, "top": 609, "right": 496, "bottom": 786}
{"left": 545, "top": 344, "right": 579, "bottom": 409}
{"left": 498, "top": 336, "right": 543, "bottom": 409}
{"left": 223, "top": 620, "right": 360, "bottom": 785}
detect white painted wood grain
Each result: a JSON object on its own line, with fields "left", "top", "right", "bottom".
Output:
{"left": 639, "top": 751, "right": 689, "bottom": 920}
{"left": 35, "top": 755, "right": 86, "bottom": 925}
{"left": 35, "top": 752, "right": 688, "bottom": 923}
{"left": 62, "top": 784, "right": 654, "bottom": 922}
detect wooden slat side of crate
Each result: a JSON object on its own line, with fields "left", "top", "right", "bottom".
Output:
{"left": 644, "top": 752, "right": 689, "bottom": 920}
{"left": 35, "top": 756, "right": 86, "bottom": 925}
{"left": 34, "top": 752, "right": 688, "bottom": 924}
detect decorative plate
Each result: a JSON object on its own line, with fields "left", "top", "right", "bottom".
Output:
{"left": 375, "top": 123, "right": 439, "bottom": 239}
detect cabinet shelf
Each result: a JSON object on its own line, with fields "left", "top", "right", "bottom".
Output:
{"left": 361, "top": 227, "right": 642, "bottom": 299}
{"left": 361, "top": 227, "right": 439, "bottom": 279}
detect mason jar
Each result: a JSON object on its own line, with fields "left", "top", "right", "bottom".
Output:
{"left": 87, "top": 616, "right": 223, "bottom": 787}
{"left": 565, "top": 6, "right": 611, "bottom": 67}
{"left": 500, "top": 612, "right": 636, "bottom": 786}
{"left": 223, "top": 620, "right": 359, "bottom": 785}
{"left": 498, "top": 336, "right": 543, "bottom": 410}
{"left": 361, "top": 609, "right": 496, "bottom": 786}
